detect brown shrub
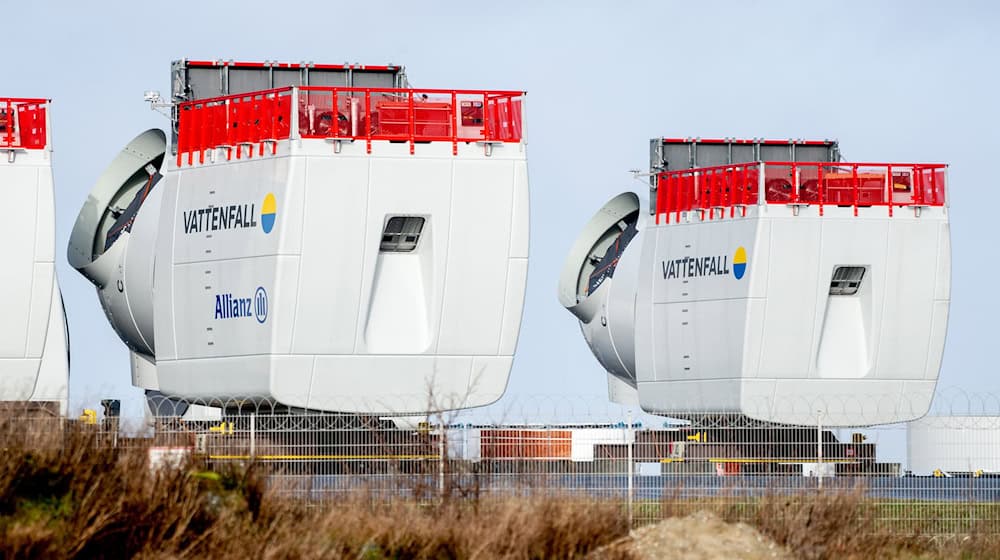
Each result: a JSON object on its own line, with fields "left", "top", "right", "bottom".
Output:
{"left": 0, "top": 418, "right": 632, "bottom": 559}
{"left": 751, "top": 489, "right": 919, "bottom": 560}
{"left": 7, "top": 416, "right": 1000, "bottom": 560}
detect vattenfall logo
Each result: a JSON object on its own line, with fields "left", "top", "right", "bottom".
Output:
{"left": 214, "top": 286, "right": 268, "bottom": 324}
{"left": 260, "top": 193, "right": 277, "bottom": 234}
{"left": 732, "top": 246, "right": 747, "bottom": 279}
{"left": 182, "top": 193, "right": 277, "bottom": 235}
{"left": 661, "top": 246, "right": 748, "bottom": 280}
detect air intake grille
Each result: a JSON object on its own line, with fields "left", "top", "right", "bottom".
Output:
{"left": 829, "top": 266, "right": 866, "bottom": 296}
{"left": 380, "top": 216, "right": 425, "bottom": 252}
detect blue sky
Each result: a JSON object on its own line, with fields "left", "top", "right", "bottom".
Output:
{"left": 6, "top": 1, "right": 999, "bottom": 415}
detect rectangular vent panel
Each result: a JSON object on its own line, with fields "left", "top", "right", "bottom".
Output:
{"left": 829, "top": 266, "right": 866, "bottom": 296}
{"left": 380, "top": 216, "right": 425, "bottom": 252}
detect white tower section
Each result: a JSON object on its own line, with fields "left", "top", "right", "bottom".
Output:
{"left": 69, "top": 68, "right": 528, "bottom": 414}
{"left": 0, "top": 98, "right": 69, "bottom": 414}
{"left": 561, "top": 138, "right": 950, "bottom": 426}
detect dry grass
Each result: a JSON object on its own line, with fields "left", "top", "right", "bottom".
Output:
{"left": 3, "top": 417, "right": 1000, "bottom": 559}
{"left": 750, "top": 489, "right": 915, "bottom": 559}
{"left": 748, "top": 487, "right": 1000, "bottom": 560}
{"left": 641, "top": 489, "right": 1000, "bottom": 559}
{"left": 0, "top": 418, "right": 632, "bottom": 559}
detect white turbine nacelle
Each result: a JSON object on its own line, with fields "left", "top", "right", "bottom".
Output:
{"left": 69, "top": 60, "right": 529, "bottom": 415}
{"left": 558, "top": 192, "right": 643, "bottom": 406}
{"left": 0, "top": 98, "right": 69, "bottom": 415}
{"left": 561, "top": 138, "right": 951, "bottom": 426}
{"left": 67, "top": 129, "right": 165, "bottom": 390}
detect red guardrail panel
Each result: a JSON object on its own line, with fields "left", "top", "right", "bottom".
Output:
{"left": 656, "top": 162, "right": 761, "bottom": 224}
{"left": 299, "top": 87, "right": 524, "bottom": 151}
{"left": 175, "top": 87, "right": 524, "bottom": 165}
{"left": 0, "top": 98, "right": 48, "bottom": 150}
{"left": 176, "top": 88, "right": 293, "bottom": 166}
{"left": 655, "top": 162, "right": 947, "bottom": 221}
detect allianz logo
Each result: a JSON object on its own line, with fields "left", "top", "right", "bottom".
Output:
{"left": 214, "top": 287, "right": 268, "bottom": 324}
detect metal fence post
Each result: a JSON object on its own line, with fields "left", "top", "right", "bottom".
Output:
{"left": 250, "top": 413, "right": 256, "bottom": 459}
{"left": 439, "top": 422, "right": 446, "bottom": 501}
{"left": 627, "top": 410, "right": 634, "bottom": 530}
{"left": 817, "top": 410, "right": 824, "bottom": 490}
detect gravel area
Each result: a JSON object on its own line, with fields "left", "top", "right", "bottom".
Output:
{"left": 593, "top": 511, "right": 791, "bottom": 560}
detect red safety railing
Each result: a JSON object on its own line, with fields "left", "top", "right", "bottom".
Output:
{"left": 298, "top": 87, "right": 522, "bottom": 154}
{"left": 176, "top": 88, "right": 293, "bottom": 166}
{"left": 0, "top": 98, "right": 48, "bottom": 150}
{"left": 176, "top": 87, "right": 524, "bottom": 165}
{"left": 655, "top": 161, "right": 947, "bottom": 224}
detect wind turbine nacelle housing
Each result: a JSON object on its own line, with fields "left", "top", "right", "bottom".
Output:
{"left": 0, "top": 97, "right": 69, "bottom": 414}
{"left": 70, "top": 78, "right": 529, "bottom": 414}
{"left": 558, "top": 192, "right": 643, "bottom": 405}
{"left": 560, "top": 138, "right": 951, "bottom": 426}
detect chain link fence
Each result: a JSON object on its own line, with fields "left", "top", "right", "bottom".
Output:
{"left": 9, "top": 391, "right": 1000, "bottom": 536}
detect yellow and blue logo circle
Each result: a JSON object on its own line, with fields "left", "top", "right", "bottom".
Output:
{"left": 733, "top": 246, "right": 747, "bottom": 279}
{"left": 261, "top": 193, "right": 277, "bottom": 234}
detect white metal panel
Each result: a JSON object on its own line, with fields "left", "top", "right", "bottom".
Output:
{"left": 470, "top": 355, "right": 511, "bottom": 406}
{"left": 357, "top": 157, "right": 452, "bottom": 355}
{"left": 268, "top": 355, "right": 315, "bottom": 407}
{"left": 130, "top": 351, "right": 158, "bottom": 390}
{"left": 509, "top": 161, "right": 530, "bottom": 258}
{"left": 152, "top": 170, "right": 181, "bottom": 361}
{"left": 157, "top": 355, "right": 273, "bottom": 401}
{"left": 933, "top": 219, "right": 951, "bottom": 301}
{"left": 742, "top": 298, "right": 766, "bottom": 379}
{"left": 497, "top": 258, "right": 528, "bottom": 355}
{"left": 291, "top": 157, "right": 369, "bottom": 354}
{"left": 694, "top": 299, "right": 746, "bottom": 379}
{"left": 437, "top": 159, "right": 515, "bottom": 355}
{"left": 759, "top": 218, "right": 822, "bottom": 378}
{"left": 809, "top": 218, "right": 889, "bottom": 379}
{"left": 33, "top": 165, "right": 55, "bottom": 262}
{"left": 32, "top": 279, "right": 68, "bottom": 409}
{"left": 171, "top": 255, "right": 294, "bottom": 359}
{"left": 0, "top": 166, "right": 38, "bottom": 357}
{"left": 0, "top": 361, "right": 42, "bottom": 400}
{"left": 365, "top": 252, "right": 433, "bottom": 353}
{"left": 607, "top": 373, "right": 640, "bottom": 406}
{"left": 633, "top": 213, "right": 657, "bottom": 386}
{"left": 876, "top": 218, "right": 941, "bottom": 379}
{"left": 171, "top": 158, "right": 291, "bottom": 265}
{"left": 924, "top": 301, "right": 949, "bottom": 380}
{"left": 639, "top": 379, "right": 744, "bottom": 414}
{"left": 658, "top": 303, "right": 689, "bottom": 381}
{"left": 25, "top": 164, "right": 57, "bottom": 358}
{"left": 307, "top": 355, "right": 475, "bottom": 411}
{"left": 24, "top": 264, "right": 53, "bottom": 357}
